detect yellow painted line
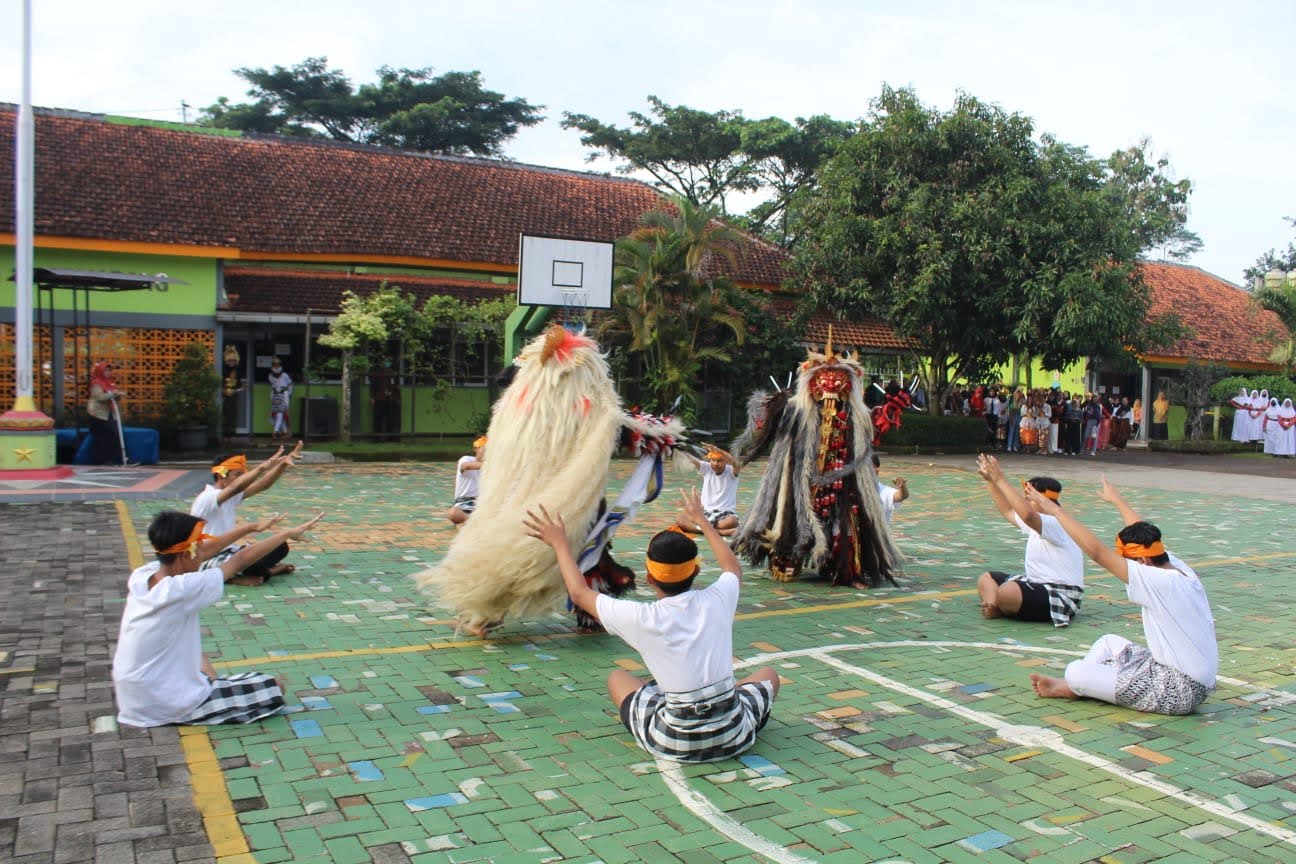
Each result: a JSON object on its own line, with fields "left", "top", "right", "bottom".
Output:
{"left": 0, "top": 666, "right": 37, "bottom": 676}
{"left": 116, "top": 501, "right": 249, "bottom": 861}
{"left": 736, "top": 587, "right": 977, "bottom": 621}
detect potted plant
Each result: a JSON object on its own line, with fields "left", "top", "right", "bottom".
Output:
{"left": 163, "top": 342, "right": 222, "bottom": 450}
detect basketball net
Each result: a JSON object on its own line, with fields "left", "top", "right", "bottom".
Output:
{"left": 560, "top": 289, "right": 590, "bottom": 331}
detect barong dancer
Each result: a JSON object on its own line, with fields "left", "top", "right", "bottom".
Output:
{"left": 731, "top": 332, "right": 902, "bottom": 588}
{"left": 414, "top": 326, "right": 683, "bottom": 637}
{"left": 1025, "top": 478, "right": 1217, "bottom": 715}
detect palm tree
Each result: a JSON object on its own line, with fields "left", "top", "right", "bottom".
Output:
{"left": 1254, "top": 275, "right": 1296, "bottom": 372}
{"left": 600, "top": 197, "right": 748, "bottom": 419}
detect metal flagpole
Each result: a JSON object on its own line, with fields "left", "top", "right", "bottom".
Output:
{"left": 1, "top": 0, "right": 59, "bottom": 473}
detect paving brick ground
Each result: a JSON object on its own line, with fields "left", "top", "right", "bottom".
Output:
{"left": 3, "top": 451, "right": 1296, "bottom": 863}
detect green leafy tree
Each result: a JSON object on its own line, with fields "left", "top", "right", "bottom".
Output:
{"left": 1103, "top": 139, "right": 1193, "bottom": 254}
{"left": 737, "top": 115, "right": 856, "bottom": 247}
{"left": 1250, "top": 270, "right": 1296, "bottom": 371}
{"left": 562, "top": 97, "right": 757, "bottom": 215}
{"left": 200, "top": 57, "right": 543, "bottom": 156}
{"left": 598, "top": 198, "right": 747, "bottom": 419}
{"left": 795, "top": 86, "right": 1163, "bottom": 413}
{"left": 1243, "top": 218, "right": 1296, "bottom": 284}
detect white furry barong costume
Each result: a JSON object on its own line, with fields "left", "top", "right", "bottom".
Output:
{"left": 731, "top": 339, "right": 902, "bottom": 587}
{"left": 414, "top": 326, "right": 682, "bottom": 634}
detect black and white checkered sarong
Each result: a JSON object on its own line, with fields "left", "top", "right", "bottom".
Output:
{"left": 1007, "top": 575, "right": 1083, "bottom": 627}
{"left": 1113, "top": 643, "right": 1211, "bottom": 715}
{"left": 451, "top": 496, "right": 477, "bottom": 515}
{"left": 703, "top": 508, "right": 736, "bottom": 526}
{"left": 622, "top": 676, "right": 775, "bottom": 763}
{"left": 180, "top": 672, "right": 285, "bottom": 725}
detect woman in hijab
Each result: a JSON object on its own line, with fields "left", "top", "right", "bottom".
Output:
{"left": 1229, "top": 387, "right": 1251, "bottom": 442}
{"left": 87, "top": 361, "right": 124, "bottom": 465}
{"left": 1262, "top": 397, "right": 1283, "bottom": 455}
{"left": 1276, "top": 399, "right": 1296, "bottom": 458}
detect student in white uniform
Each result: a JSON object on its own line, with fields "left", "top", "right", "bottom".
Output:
{"left": 448, "top": 436, "right": 486, "bottom": 526}
{"left": 975, "top": 454, "right": 1084, "bottom": 626}
{"left": 1228, "top": 387, "right": 1250, "bottom": 442}
{"left": 871, "top": 454, "right": 909, "bottom": 524}
{"left": 1276, "top": 399, "right": 1296, "bottom": 458}
{"left": 1024, "top": 477, "right": 1217, "bottom": 715}
{"left": 524, "top": 489, "right": 779, "bottom": 762}
{"left": 676, "top": 446, "right": 740, "bottom": 537}
{"left": 190, "top": 442, "right": 302, "bottom": 585}
{"left": 1263, "top": 397, "right": 1283, "bottom": 455}
{"left": 113, "top": 509, "right": 322, "bottom": 727}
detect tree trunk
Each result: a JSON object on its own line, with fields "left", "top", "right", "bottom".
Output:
{"left": 340, "top": 349, "right": 352, "bottom": 444}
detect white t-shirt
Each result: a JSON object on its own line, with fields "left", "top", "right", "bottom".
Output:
{"left": 1012, "top": 513, "right": 1084, "bottom": 588}
{"left": 876, "top": 482, "right": 902, "bottom": 524}
{"left": 700, "top": 463, "right": 737, "bottom": 513}
{"left": 190, "top": 484, "right": 242, "bottom": 537}
{"left": 453, "top": 455, "right": 480, "bottom": 500}
{"left": 112, "top": 562, "right": 225, "bottom": 727}
{"left": 1126, "top": 556, "right": 1217, "bottom": 687}
{"left": 595, "top": 572, "right": 739, "bottom": 693}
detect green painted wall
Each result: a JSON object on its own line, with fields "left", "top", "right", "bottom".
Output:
{"left": 0, "top": 247, "right": 218, "bottom": 315}
{"left": 990, "top": 356, "right": 1087, "bottom": 394}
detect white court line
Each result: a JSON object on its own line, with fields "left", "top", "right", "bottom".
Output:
{"left": 655, "top": 641, "right": 1296, "bottom": 862}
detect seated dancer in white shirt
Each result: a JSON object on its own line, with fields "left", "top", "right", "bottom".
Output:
{"left": 448, "top": 436, "right": 486, "bottom": 526}
{"left": 1024, "top": 477, "right": 1217, "bottom": 715}
{"left": 676, "top": 446, "right": 740, "bottom": 537}
{"left": 524, "top": 489, "right": 779, "bottom": 763}
{"left": 871, "top": 454, "right": 909, "bottom": 524}
{"left": 112, "top": 509, "right": 322, "bottom": 727}
{"left": 975, "top": 454, "right": 1084, "bottom": 626}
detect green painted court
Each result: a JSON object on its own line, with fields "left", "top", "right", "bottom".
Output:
{"left": 122, "top": 456, "right": 1296, "bottom": 863}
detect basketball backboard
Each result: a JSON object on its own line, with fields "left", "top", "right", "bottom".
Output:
{"left": 517, "top": 234, "right": 614, "bottom": 310}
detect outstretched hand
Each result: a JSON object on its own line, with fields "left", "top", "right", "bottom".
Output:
{"left": 678, "top": 487, "right": 706, "bottom": 528}
{"left": 250, "top": 512, "right": 285, "bottom": 533}
{"left": 522, "top": 504, "right": 568, "bottom": 549}
{"left": 1098, "top": 475, "right": 1122, "bottom": 505}
{"left": 1022, "top": 484, "right": 1060, "bottom": 515}
{"left": 976, "top": 453, "right": 1003, "bottom": 483}
{"left": 285, "top": 512, "right": 324, "bottom": 540}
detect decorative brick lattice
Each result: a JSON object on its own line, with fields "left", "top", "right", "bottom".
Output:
{"left": 0, "top": 324, "right": 213, "bottom": 423}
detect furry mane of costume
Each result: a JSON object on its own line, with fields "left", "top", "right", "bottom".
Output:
{"left": 414, "top": 325, "right": 683, "bottom": 634}
{"left": 731, "top": 335, "right": 902, "bottom": 587}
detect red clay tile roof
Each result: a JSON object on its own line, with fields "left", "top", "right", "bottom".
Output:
{"left": 222, "top": 267, "right": 512, "bottom": 316}
{"left": 1140, "top": 261, "right": 1289, "bottom": 366}
{"left": 0, "top": 107, "right": 789, "bottom": 286}
{"left": 802, "top": 309, "right": 919, "bottom": 353}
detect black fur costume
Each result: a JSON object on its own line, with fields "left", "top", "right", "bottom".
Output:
{"left": 731, "top": 343, "right": 902, "bottom": 587}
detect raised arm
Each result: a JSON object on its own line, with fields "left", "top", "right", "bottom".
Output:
{"left": 523, "top": 505, "right": 599, "bottom": 618}
{"left": 216, "top": 446, "right": 283, "bottom": 504}
{"left": 197, "top": 512, "right": 284, "bottom": 560}
{"left": 1024, "top": 485, "right": 1128, "bottom": 583}
{"left": 977, "top": 454, "right": 1039, "bottom": 532}
{"left": 1099, "top": 476, "right": 1141, "bottom": 527}
{"left": 244, "top": 441, "right": 302, "bottom": 499}
{"left": 219, "top": 513, "right": 323, "bottom": 582}
{"left": 679, "top": 488, "right": 742, "bottom": 581}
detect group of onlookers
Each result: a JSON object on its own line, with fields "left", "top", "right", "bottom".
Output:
{"left": 946, "top": 384, "right": 1159, "bottom": 455}
{"left": 1230, "top": 388, "right": 1296, "bottom": 457}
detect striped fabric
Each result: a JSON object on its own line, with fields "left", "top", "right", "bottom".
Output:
{"left": 1008, "top": 575, "right": 1084, "bottom": 627}
{"left": 623, "top": 676, "right": 775, "bottom": 763}
{"left": 451, "top": 496, "right": 477, "bottom": 514}
{"left": 180, "top": 672, "right": 285, "bottom": 725}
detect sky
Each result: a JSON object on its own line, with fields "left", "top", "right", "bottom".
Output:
{"left": 3, "top": 0, "right": 1293, "bottom": 286}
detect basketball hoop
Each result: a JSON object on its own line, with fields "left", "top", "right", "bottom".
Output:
{"left": 560, "top": 288, "right": 591, "bottom": 328}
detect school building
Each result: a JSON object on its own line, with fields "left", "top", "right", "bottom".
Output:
{"left": 1, "top": 106, "right": 1287, "bottom": 443}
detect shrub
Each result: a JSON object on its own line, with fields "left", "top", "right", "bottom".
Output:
{"left": 162, "top": 342, "right": 222, "bottom": 431}
{"left": 1148, "top": 439, "right": 1259, "bottom": 455}
{"left": 1209, "top": 374, "right": 1295, "bottom": 404}
{"left": 879, "top": 412, "right": 985, "bottom": 452}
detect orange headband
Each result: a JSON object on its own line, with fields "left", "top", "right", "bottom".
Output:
{"left": 1116, "top": 537, "right": 1165, "bottom": 559}
{"left": 1024, "top": 483, "right": 1060, "bottom": 501}
{"left": 645, "top": 557, "right": 701, "bottom": 584}
{"left": 473, "top": 436, "right": 488, "bottom": 449}
{"left": 213, "top": 455, "right": 247, "bottom": 477}
{"left": 156, "top": 521, "right": 213, "bottom": 557}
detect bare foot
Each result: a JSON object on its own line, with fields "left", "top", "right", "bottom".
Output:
{"left": 980, "top": 601, "right": 1002, "bottom": 619}
{"left": 269, "top": 563, "right": 295, "bottom": 576}
{"left": 463, "top": 619, "right": 503, "bottom": 639}
{"left": 229, "top": 574, "right": 266, "bottom": 587}
{"left": 1029, "top": 673, "right": 1077, "bottom": 699}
